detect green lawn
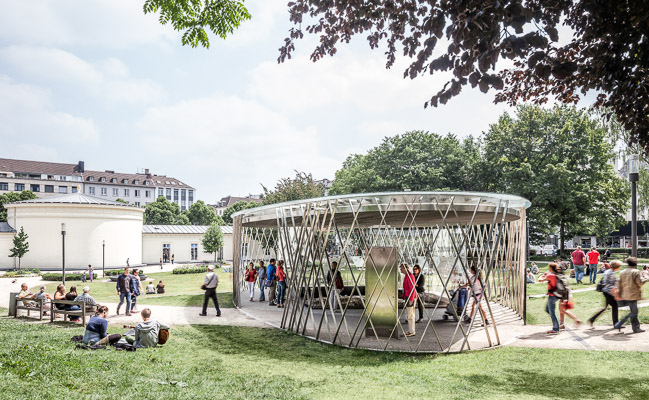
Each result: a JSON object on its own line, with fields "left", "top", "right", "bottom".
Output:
{"left": 30, "top": 270, "right": 233, "bottom": 308}
{"left": 2, "top": 317, "right": 649, "bottom": 399}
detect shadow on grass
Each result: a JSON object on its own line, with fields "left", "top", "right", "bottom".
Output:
{"left": 188, "top": 323, "right": 432, "bottom": 367}
{"left": 465, "top": 368, "right": 649, "bottom": 399}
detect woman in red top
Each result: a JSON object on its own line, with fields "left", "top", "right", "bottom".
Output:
{"left": 539, "top": 262, "right": 561, "bottom": 334}
{"left": 275, "top": 260, "right": 287, "bottom": 308}
{"left": 244, "top": 262, "right": 257, "bottom": 301}
{"left": 400, "top": 263, "right": 417, "bottom": 337}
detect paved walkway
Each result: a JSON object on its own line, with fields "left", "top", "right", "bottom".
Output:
{"left": 4, "top": 276, "right": 649, "bottom": 352}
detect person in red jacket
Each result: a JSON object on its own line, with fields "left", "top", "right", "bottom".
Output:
{"left": 400, "top": 263, "right": 417, "bottom": 337}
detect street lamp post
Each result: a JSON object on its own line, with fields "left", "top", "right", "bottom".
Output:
{"left": 102, "top": 240, "right": 105, "bottom": 278}
{"left": 61, "top": 223, "right": 66, "bottom": 286}
{"left": 628, "top": 155, "right": 640, "bottom": 258}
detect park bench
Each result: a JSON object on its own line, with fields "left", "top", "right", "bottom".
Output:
{"left": 13, "top": 295, "right": 46, "bottom": 320}
{"left": 50, "top": 299, "right": 97, "bottom": 326}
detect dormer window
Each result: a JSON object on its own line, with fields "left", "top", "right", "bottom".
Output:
{"left": 134, "top": 179, "right": 139, "bottom": 185}
{"left": 87, "top": 176, "right": 94, "bottom": 181}
{"left": 110, "top": 178, "right": 117, "bottom": 183}
{"left": 122, "top": 179, "right": 128, "bottom": 184}
{"left": 144, "top": 180, "right": 150, "bottom": 185}
{"left": 99, "top": 177, "right": 106, "bottom": 182}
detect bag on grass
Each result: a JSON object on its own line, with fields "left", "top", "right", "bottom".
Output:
{"left": 158, "top": 328, "right": 170, "bottom": 345}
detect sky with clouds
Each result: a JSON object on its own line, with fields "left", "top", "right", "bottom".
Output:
{"left": 0, "top": 0, "right": 524, "bottom": 203}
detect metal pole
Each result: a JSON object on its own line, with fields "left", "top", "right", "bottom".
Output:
{"left": 102, "top": 240, "right": 105, "bottom": 277}
{"left": 631, "top": 178, "right": 638, "bottom": 257}
{"left": 61, "top": 223, "right": 66, "bottom": 286}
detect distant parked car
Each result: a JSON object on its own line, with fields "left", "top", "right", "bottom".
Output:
{"left": 541, "top": 245, "right": 557, "bottom": 256}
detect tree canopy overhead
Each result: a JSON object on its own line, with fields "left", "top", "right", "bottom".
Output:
{"left": 144, "top": 196, "right": 190, "bottom": 225}
{"left": 262, "top": 171, "right": 326, "bottom": 205}
{"left": 0, "top": 191, "right": 38, "bottom": 222}
{"left": 277, "top": 1, "right": 649, "bottom": 152}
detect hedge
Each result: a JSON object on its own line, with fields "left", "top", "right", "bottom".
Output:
{"left": 41, "top": 273, "right": 98, "bottom": 281}
{"left": 104, "top": 270, "right": 122, "bottom": 276}
{"left": 4, "top": 268, "right": 41, "bottom": 277}
{"left": 172, "top": 265, "right": 209, "bottom": 274}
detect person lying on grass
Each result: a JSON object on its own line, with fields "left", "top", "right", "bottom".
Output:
{"left": 125, "top": 308, "right": 170, "bottom": 348}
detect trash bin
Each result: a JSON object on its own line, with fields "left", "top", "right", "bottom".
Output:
{"left": 8, "top": 292, "right": 17, "bottom": 317}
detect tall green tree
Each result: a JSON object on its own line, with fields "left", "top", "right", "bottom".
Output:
{"left": 222, "top": 201, "right": 259, "bottom": 225}
{"left": 202, "top": 223, "right": 224, "bottom": 262}
{"left": 0, "top": 191, "right": 38, "bottom": 222}
{"left": 9, "top": 226, "right": 29, "bottom": 269}
{"left": 330, "top": 131, "right": 484, "bottom": 195}
{"left": 144, "top": 196, "right": 190, "bottom": 225}
{"left": 482, "top": 105, "right": 629, "bottom": 252}
{"left": 262, "top": 171, "right": 326, "bottom": 205}
{"left": 184, "top": 200, "right": 223, "bottom": 226}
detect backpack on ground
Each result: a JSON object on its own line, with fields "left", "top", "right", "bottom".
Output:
{"left": 158, "top": 328, "right": 170, "bottom": 345}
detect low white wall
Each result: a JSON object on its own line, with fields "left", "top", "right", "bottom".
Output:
{"left": 5, "top": 203, "right": 143, "bottom": 269}
{"left": 0, "top": 233, "right": 14, "bottom": 268}
{"left": 142, "top": 233, "right": 233, "bottom": 264}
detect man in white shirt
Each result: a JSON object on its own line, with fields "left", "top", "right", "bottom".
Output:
{"left": 199, "top": 265, "right": 221, "bottom": 317}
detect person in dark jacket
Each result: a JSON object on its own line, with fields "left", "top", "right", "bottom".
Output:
{"left": 130, "top": 269, "right": 143, "bottom": 312}
{"left": 413, "top": 265, "right": 425, "bottom": 323}
{"left": 116, "top": 267, "right": 132, "bottom": 316}
{"left": 83, "top": 305, "right": 121, "bottom": 345}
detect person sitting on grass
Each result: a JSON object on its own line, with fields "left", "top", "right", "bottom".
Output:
{"left": 125, "top": 308, "right": 170, "bottom": 348}
{"left": 146, "top": 282, "right": 156, "bottom": 295}
{"left": 17, "top": 283, "right": 37, "bottom": 306}
{"left": 83, "top": 305, "right": 121, "bottom": 346}
{"left": 156, "top": 280, "right": 165, "bottom": 294}
{"left": 526, "top": 270, "right": 537, "bottom": 284}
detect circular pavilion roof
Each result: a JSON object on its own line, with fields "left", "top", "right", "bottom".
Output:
{"left": 8, "top": 193, "right": 136, "bottom": 207}
{"left": 233, "top": 191, "right": 531, "bottom": 228}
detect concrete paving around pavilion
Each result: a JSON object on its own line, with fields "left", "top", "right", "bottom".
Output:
{"left": 4, "top": 276, "right": 649, "bottom": 352}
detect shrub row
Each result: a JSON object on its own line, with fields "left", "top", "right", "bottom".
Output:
{"left": 172, "top": 265, "right": 209, "bottom": 274}
{"left": 41, "top": 273, "right": 98, "bottom": 281}
{"left": 4, "top": 268, "right": 41, "bottom": 277}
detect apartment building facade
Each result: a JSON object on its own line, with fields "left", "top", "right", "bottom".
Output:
{"left": 211, "top": 194, "right": 263, "bottom": 216}
{"left": 0, "top": 158, "right": 195, "bottom": 209}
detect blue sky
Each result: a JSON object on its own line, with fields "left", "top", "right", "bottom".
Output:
{"left": 0, "top": 0, "right": 520, "bottom": 202}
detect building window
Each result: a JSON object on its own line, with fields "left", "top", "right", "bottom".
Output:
{"left": 88, "top": 187, "right": 95, "bottom": 195}
{"left": 158, "top": 188, "right": 164, "bottom": 198}
{"left": 134, "top": 201, "right": 140, "bottom": 207}
{"left": 122, "top": 179, "right": 128, "bottom": 184}
{"left": 166, "top": 188, "right": 171, "bottom": 200}
{"left": 0, "top": 182, "right": 8, "bottom": 191}
{"left": 59, "top": 186, "right": 68, "bottom": 194}
{"left": 181, "top": 189, "right": 186, "bottom": 200}
{"left": 135, "top": 189, "right": 140, "bottom": 197}
{"left": 181, "top": 206, "right": 186, "bottom": 211}
{"left": 30, "top": 184, "right": 40, "bottom": 192}
{"left": 88, "top": 176, "right": 94, "bottom": 181}
{"left": 145, "top": 190, "right": 151, "bottom": 198}
{"left": 101, "top": 187, "right": 107, "bottom": 196}
{"left": 113, "top": 188, "right": 119, "bottom": 196}
{"left": 188, "top": 190, "right": 194, "bottom": 202}
{"left": 15, "top": 183, "right": 25, "bottom": 191}
{"left": 191, "top": 244, "right": 198, "bottom": 261}
{"left": 124, "top": 189, "right": 130, "bottom": 197}
{"left": 44, "top": 185, "right": 54, "bottom": 193}
{"left": 99, "top": 177, "right": 106, "bottom": 182}
{"left": 110, "top": 178, "right": 117, "bottom": 183}
{"left": 72, "top": 186, "right": 78, "bottom": 193}
{"left": 134, "top": 179, "right": 139, "bottom": 185}
{"left": 174, "top": 189, "right": 179, "bottom": 201}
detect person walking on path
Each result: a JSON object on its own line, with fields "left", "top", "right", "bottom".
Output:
{"left": 88, "top": 265, "right": 94, "bottom": 283}
{"left": 257, "top": 261, "right": 267, "bottom": 302}
{"left": 171, "top": 254, "right": 175, "bottom": 265}
{"left": 614, "top": 257, "right": 648, "bottom": 333}
{"left": 199, "top": 265, "right": 221, "bottom": 317}
{"left": 327, "top": 261, "right": 344, "bottom": 312}
{"left": 571, "top": 246, "right": 586, "bottom": 284}
{"left": 266, "top": 259, "right": 277, "bottom": 306}
{"left": 160, "top": 258, "right": 163, "bottom": 270}
{"left": 400, "top": 264, "right": 417, "bottom": 337}
{"left": 116, "top": 267, "right": 133, "bottom": 316}
{"left": 245, "top": 262, "right": 257, "bottom": 301}
{"left": 557, "top": 266, "right": 582, "bottom": 329}
{"left": 130, "top": 269, "right": 143, "bottom": 312}
{"left": 587, "top": 247, "right": 600, "bottom": 284}
{"left": 539, "top": 262, "right": 561, "bottom": 334}
{"left": 588, "top": 261, "right": 620, "bottom": 327}
{"left": 275, "top": 260, "right": 287, "bottom": 308}
{"left": 413, "top": 265, "right": 425, "bottom": 323}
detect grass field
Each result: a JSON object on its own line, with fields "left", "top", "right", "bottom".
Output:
{"left": 2, "top": 317, "right": 649, "bottom": 399}
{"left": 29, "top": 270, "right": 234, "bottom": 308}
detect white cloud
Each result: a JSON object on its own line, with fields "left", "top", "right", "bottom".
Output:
{"left": 0, "top": 46, "right": 165, "bottom": 104}
{"left": 0, "top": 75, "right": 99, "bottom": 145}
{"left": 0, "top": 0, "right": 177, "bottom": 49}
{"left": 136, "top": 94, "right": 339, "bottom": 200}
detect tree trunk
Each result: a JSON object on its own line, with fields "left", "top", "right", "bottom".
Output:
{"left": 559, "top": 221, "right": 565, "bottom": 258}
{"left": 18, "top": 257, "right": 21, "bottom": 270}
